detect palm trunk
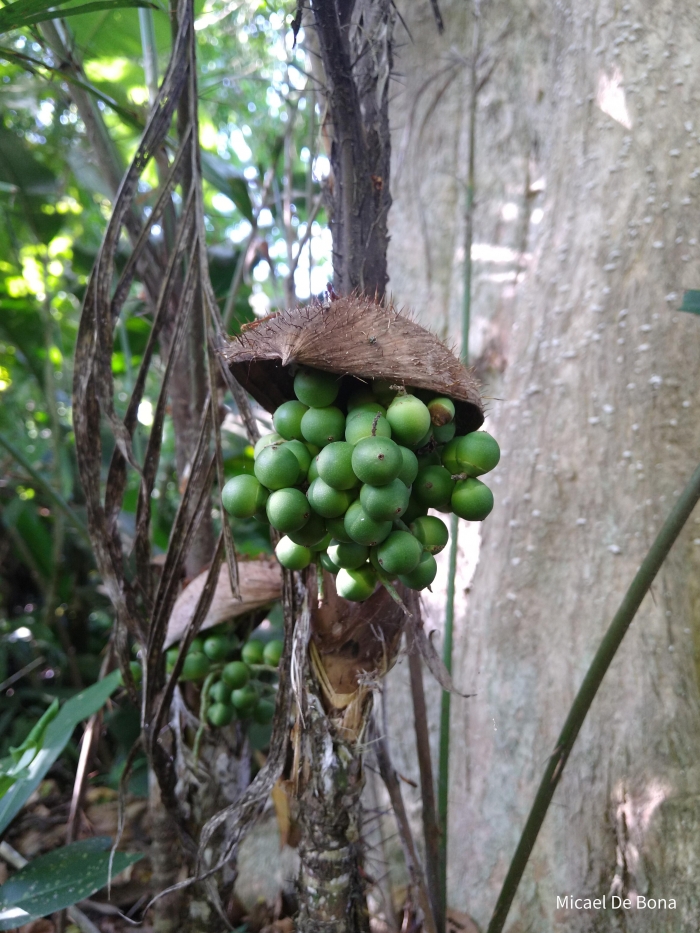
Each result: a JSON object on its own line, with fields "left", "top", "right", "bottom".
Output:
{"left": 294, "top": 5, "right": 396, "bottom": 929}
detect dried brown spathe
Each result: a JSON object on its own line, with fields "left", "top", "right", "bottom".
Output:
{"left": 222, "top": 294, "right": 484, "bottom": 434}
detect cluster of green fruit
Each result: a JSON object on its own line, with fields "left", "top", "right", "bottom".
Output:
{"left": 164, "top": 631, "right": 283, "bottom": 728}
{"left": 221, "top": 367, "right": 500, "bottom": 602}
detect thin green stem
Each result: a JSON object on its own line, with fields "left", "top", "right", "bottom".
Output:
{"left": 139, "top": 8, "right": 159, "bottom": 106}
{"left": 437, "top": 511, "right": 458, "bottom": 924}
{"left": 0, "top": 432, "right": 90, "bottom": 545}
{"left": 487, "top": 460, "right": 700, "bottom": 933}
{"left": 437, "top": 10, "right": 480, "bottom": 928}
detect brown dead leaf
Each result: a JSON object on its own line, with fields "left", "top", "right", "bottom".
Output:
{"left": 164, "top": 557, "right": 282, "bottom": 649}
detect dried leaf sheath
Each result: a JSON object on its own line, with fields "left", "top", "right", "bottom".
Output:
{"left": 223, "top": 295, "right": 484, "bottom": 434}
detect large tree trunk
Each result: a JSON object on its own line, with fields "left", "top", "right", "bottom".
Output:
{"left": 388, "top": 0, "right": 700, "bottom": 930}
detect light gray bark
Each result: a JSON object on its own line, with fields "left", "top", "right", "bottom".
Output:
{"left": 387, "top": 1, "right": 700, "bottom": 930}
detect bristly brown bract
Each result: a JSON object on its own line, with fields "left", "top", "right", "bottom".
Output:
{"left": 221, "top": 295, "right": 484, "bottom": 434}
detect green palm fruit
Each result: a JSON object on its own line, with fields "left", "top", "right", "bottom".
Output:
{"left": 208, "top": 703, "right": 235, "bottom": 727}
{"left": 416, "top": 449, "right": 441, "bottom": 470}
{"left": 254, "top": 444, "right": 300, "bottom": 490}
{"left": 254, "top": 432, "right": 284, "bottom": 458}
{"left": 410, "top": 515, "right": 449, "bottom": 553}
{"left": 336, "top": 566, "right": 377, "bottom": 602}
{"left": 307, "top": 477, "right": 353, "bottom": 518}
{"left": 351, "top": 436, "right": 402, "bottom": 486}
{"left": 231, "top": 684, "right": 259, "bottom": 713}
{"left": 398, "top": 551, "right": 438, "bottom": 590}
{"left": 320, "top": 551, "right": 341, "bottom": 574}
{"left": 288, "top": 510, "right": 327, "bottom": 547}
{"left": 455, "top": 431, "right": 501, "bottom": 477}
{"left": 402, "top": 495, "right": 427, "bottom": 524}
{"left": 294, "top": 367, "right": 340, "bottom": 407}
{"left": 327, "top": 539, "right": 369, "bottom": 570}
{"left": 326, "top": 514, "right": 353, "bottom": 543}
{"left": 373, "top": 530, "right": 423, "bottom": 575}
{"left": 203, "top": 636, "right": 229, "bottom": 662}
{"left": 275, "top": 535, "right": 312, "bottom": 570}
{"left": 317, "top": 441, "right": 359, "bottom": 490}
{"left": 345, "top": 409, "right": 391, "bottom": 445}
{"left": 348, "top": 401, "right": 388, "bottom": 418}
{"left": 222, "top": 660, "right": 250, "bottom": 689}
{"left": 241, "top": 640, "right": 265, "bottom": 665}
{"left": 397, "top": 446, "right": 419, "bottom": 487}
{"left": 263, "top": 639, "right": 284, "bottom": 666}
{"left": 301, "top": 406, "right": 346, "bottom": 447}
{"left": 441, "top": 437, "right": 461, "bottom": 475}
{"left": 273, "top": 400, "right": 309, "bottom": 440}
{"left": 413, "top": 465, "right": 455, "bottom": 509}
{"left": 433, "top": 421, "right": 456, "bottom": 444}
{"left": 266, "top": 487, "right": 311, "bottom": 533}
{"left": 344, "top": 500, "right": 393, "bottom": 547}
{"left": 180, "top": 652, "right": 210, "bottom": 682}
{"left": 360, "top": 477, "right": 410, "bottom": 521}
{"left": 451, "top": 478, "right": 494, "bottom": 520}
{"left": 427, "top": 397, "right": 455, "bottom": 426}
{"left": 308, "top": 455, "right": 320, "bottom": 483}
{"left": 284, "top": 439, "right": 313, "bottom": 475}
{"left": 414, "top": 426, "right": 434, "bottom": 450}
{"left": 209, "top": 680, "right": 231, "bottom": 703}
{"left": 346, "top": 387, "right": 377, "bottom": 410}
{"left": 222, "top": 475, "right": 269, "bottom": 518}
{"left": 387, "top": 394, "right": 431, "bottom": 447}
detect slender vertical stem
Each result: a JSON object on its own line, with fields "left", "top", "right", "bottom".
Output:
{"left": 437, "top": 510, "right": 458, "bottom": 926}
{"left": 409, "top": 646, "right": 442, "bottom": 931}
{"left": 437, "top": 8, "right": 480, "bottom": 928}
{"left": 139, "top": 9, "right": 160, "bottom": 107}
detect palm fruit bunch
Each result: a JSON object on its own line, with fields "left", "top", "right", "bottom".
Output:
{"left": 164, "top": 627, "right": 283, "bottom": 729}
{"left": 221, "top": 366, "right": 500, "bottom": 603}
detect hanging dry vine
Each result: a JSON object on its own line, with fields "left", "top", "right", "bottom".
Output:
{"left": 70, "top": 0, "right": 295, "bottom": 920}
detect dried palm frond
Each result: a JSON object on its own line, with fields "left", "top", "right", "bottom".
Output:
{"left": 70, "top": 0, "right": 297, "bottom": 919}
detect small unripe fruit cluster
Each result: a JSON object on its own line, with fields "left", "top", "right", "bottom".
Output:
{"left": 222, "top": 368, "right": 500, "bottom": 602}
{"left": 164, "top": 628, "right": 283, "bottom": 729}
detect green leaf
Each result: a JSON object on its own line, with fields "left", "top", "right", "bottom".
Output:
{"left": 8, "top": 698, "right": 59, "bottom": 767}
{"left": 679, "top": 290, "right": 700, "bottom": 315}
{"left": 0, "top": 670, "right": 121, "bottom": 835}
{"left": 0, "top": 836, "right": 142, "bottom": 929}
{"left": 201, "top": 151, "right": 254, "bottom": 221}
{"left": 0, "top": 0, "right": 159, "bottom": 33}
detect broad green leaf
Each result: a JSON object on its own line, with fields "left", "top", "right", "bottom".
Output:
{"left": 201, "top": 151, "right": 254, "bottom": 222}
{"left": 679, "top": 290, "right": 700, "bottom": 315}
{"left": 71, "top": 6, "right": 171, "bottom": 60}
{"left": 0, "top": 670, "right": 120, "bottom": 835}
{"left": 0, "top": 836, "right": 142, "bottom": 930}
{"left": 0, "top": 0, "right": 159, "bottom": 33}
{"left": 8, "top": 698, "right": 59, "bottom": 767}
